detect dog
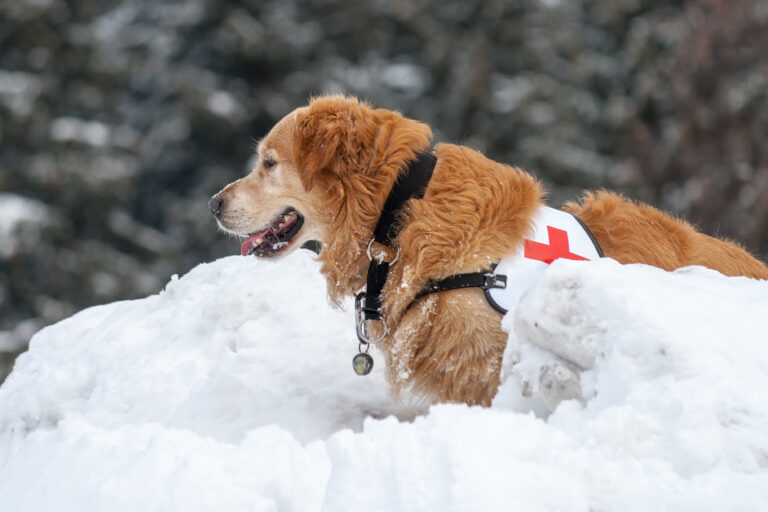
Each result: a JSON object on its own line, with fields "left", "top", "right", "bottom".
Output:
{"left": 210, "top": 95, "right": 768, "bottom": 407}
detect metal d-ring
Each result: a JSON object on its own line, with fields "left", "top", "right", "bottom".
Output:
{"left": 357, "top": 316, "right": 389, "bottom": 344}
{"left": 366, "top": 238, "right": 399, "bottom": 265}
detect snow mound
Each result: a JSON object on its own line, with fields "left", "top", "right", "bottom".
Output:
{"left": 1, "top": 251, "right": 768, "bottom": 510}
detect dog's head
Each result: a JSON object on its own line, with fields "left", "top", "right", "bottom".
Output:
{"left": 209, "top": 103, "right": 324, "bottom": 258}
{"left": 210, "top": 95, "right": 432, "bottom": 284}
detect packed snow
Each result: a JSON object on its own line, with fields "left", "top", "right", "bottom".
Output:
{"left": 1, "top": 250, "right": 768, "bottom": 511}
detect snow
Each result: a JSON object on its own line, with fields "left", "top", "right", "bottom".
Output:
{"left": 2, "top": 251, "right": 768, "bottom": 510}
{"left": 0, "top": 70, "right": 42, "bottom": 118}
{"left": 0, "top": 193, "right": 51, "bottom": 258}
{"left": 207, "top": 90, "right": 239, "bottom": 118}
{"left": 50, "top": 117, "right": 112, "bottom": 147}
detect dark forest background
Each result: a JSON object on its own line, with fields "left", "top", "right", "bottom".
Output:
{"left": 2, "top": 0, "right": 767, "bottom": 381}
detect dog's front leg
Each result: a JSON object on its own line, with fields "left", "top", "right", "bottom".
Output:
{"left": 383, "top": 288, "right": 508, "bottom": 406}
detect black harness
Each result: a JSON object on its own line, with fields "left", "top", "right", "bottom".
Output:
{"left": 351, "top": 152, "right": 507, "bottom": 375}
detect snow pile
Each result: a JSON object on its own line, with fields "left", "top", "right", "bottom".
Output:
{"left": 1, "top": 251, "right": 768, "bottom": 510}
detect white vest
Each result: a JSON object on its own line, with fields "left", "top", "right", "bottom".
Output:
{"left": 485, "top": 206, "right": 602, "bottom": 314}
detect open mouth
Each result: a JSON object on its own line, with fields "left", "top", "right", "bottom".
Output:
{"left": 240, "top": 207, "right": 304, "bottom": 257}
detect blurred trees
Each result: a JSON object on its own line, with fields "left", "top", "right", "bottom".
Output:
{"left": 1, "top": 0, "right": 767, "bottom": 380}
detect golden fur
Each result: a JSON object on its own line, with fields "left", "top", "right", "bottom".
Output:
{"left": 213, "top": 96, "right": 768, "bottom": 406}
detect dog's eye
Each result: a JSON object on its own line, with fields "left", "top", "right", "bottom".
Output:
{"left": 262, "top": 156, "right": 276, "bottom": 169}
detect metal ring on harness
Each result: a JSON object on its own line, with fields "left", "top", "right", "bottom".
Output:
{"left": 356, "top": 316, "right": 389, "bottom": 344}
{"left": 366, "top": 238, "right": 399, "bottom": 265}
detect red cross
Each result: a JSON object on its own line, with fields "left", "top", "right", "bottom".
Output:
{"left": 524, "top": 226, "right": 588, "bottom": 264}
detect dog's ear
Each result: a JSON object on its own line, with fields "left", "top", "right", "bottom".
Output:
{"left": 293, "top": 97, "right": 360, "bottom": 191}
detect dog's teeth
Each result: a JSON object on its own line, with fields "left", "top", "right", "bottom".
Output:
{"left": 255, "top": 237, "right": 264, "bottom": 244}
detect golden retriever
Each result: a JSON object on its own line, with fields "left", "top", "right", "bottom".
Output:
{"left": 210, "top": 96, "right": 768, "bottom": 406}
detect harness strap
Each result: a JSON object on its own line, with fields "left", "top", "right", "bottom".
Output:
{"left": 360, "top": 152, "right": 437, "bottom": 325}
{"left": 415, "top": 272, "right": 507, "bottom": 300}
{"left": 413, "top": 212, "right": 602, "bottom": 315}
{"left": 372, "top": 152, "right": 437, "bottom": 244}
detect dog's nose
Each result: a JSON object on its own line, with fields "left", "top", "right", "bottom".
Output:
{"left": 208, "top": 195, "right": 223, "bottom": 215}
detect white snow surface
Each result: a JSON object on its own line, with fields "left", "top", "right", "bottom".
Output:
{"left": 2, "top": 251, "right": 768, "bottom": 511}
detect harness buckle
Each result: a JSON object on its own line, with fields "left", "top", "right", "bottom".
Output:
{"left": 483, "top": 272, "right": 507, "bottom": 290}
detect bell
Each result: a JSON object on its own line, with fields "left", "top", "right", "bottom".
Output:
{"left": 352, "top": 352, "right": 374, "bottom": 375}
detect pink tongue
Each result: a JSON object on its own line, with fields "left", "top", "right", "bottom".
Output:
{"left": 241, "top": 228, "right": 271, "bottom": 256}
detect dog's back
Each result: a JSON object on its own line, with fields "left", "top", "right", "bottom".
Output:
{"left": 565, "top": 191, "right": 768, "bottom": 279}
